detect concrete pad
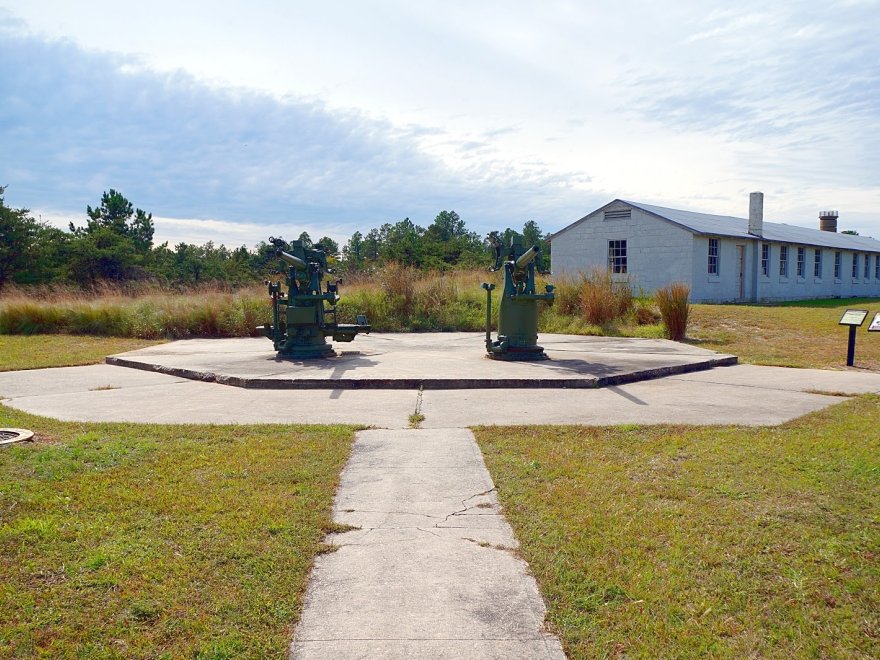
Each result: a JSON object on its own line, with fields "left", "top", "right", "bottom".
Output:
{"left": 419, "top": 382, "right": 841, "bottom": 427}
{"left": 0, "top": 364, "right": 190, "bottom": 398}
{"left": 290, "top": 428, "right": 564, "bottom": 659}
{"left": 106, "top": 334, "right": 736, "bottom": 389}
{"left": 0, "top": 361, "right": 866, "bottom": 428}
{"left": 0, "top": 368, "right": 417, "bottom": 427}
{"left": 669, "top": 363, "right": 880, "bottom": 394}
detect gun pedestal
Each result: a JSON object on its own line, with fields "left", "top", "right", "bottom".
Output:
{"left": 481, "top": 234, "right": 554, "bottom": 361}
{"left": 258, "top": 237, "right": 370, "bottom": 359}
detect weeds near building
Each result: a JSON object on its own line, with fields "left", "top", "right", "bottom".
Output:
{"left": 655, "top": 282, "right": 691, "bottom": 340}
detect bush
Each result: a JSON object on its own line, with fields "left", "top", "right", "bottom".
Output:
{"left": 634, "top": 303, "right": 661, "bottom": 326}
{"left": 551, "top": 277, "right": 582, "bottom": 316}
{"left": 655, "top": 282, "right": 691, "bottom": 340}
{"left": 379, "top": 262, "right": 417, "bottom": 319}
{"left": 578, "top": 268, "right": 633, "bottom": 326}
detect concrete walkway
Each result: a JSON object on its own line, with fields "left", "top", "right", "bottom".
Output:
{"left": 2, "top": 363, "right": 879, "bottom": 427}
{"left": 290, "top": 428, "right": 565, "bottom": 659}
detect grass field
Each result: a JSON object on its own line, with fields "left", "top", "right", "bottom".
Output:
{"left": 0, "top": 335, "right": 162, "bottom": 372}
{"left": 0, "top": 406, "right": 356, "bottom": 658}
{"left": 3, "top": 281, "right": 880, "bottom": 370}
{"left": 474, "top": 396, "right": 880, "bottom": 659}
{"left": 688, "top": 298, "right": 880, "bottom": 369}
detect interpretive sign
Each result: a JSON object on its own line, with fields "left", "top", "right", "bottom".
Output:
{"left": 869, "top": 312, "right": 880, "bottom": 332}
{"left": 839, "top": 309, "right": 868, "bottom": 326}
{"left": 839, "top": 309, "right": 869, "bottom": 366}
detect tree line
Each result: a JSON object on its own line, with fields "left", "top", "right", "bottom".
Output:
{"left": 0, "top": 187, "right": 551, "bottom": 289}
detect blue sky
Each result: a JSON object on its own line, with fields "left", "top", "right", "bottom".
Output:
{"left": 1, "top": 0, "right": 878, "bottom": 247}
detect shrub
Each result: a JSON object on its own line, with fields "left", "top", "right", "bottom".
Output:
{"left": 579, "top": 268, "right": 633, "bottom": 326}
{"left": 655, "top": 282, "right": 691, "bottom": 340}
{"left": 634, "top": 302, "right": 661, "bottom": 325}
{"left": 379, "top": 262, "right": 417, "bottom": 319}
{"left": 552, "top": 277, "right": 582, "bottom": 316}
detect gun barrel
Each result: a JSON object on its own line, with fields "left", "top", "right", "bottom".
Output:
{"left": 514, "top": 246, "right": 540, "bottom": 270}
{"left": 277, "top": 249, "right": 307, "bottom": 270}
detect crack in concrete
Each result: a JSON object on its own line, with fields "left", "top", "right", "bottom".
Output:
{"left": 462, "top": 537, "right": 515, "bottom": 552}
{"left": 337, "top": 509, "right": 446, "bottom": 519}
{"left": 433, "top": 487, "right": 499, "bottom": 527}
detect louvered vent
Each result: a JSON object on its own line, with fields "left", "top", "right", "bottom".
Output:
{"left": 604, "top": 209, "right": 631, "bottom": 220}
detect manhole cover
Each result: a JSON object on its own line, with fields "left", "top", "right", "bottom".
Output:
{"left": 0, "top": 428, "right": 34, "bottom": 446}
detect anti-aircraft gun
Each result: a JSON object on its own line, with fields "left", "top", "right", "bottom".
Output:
{"left": 258, "top": 236, "right": 369, "bottom": 358}
{"left": 481, "top": 232, "right": 554, "bottom": 360}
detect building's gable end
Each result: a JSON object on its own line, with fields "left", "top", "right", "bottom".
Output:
{"left": 549, "top": 199, "right": 636, "bottom": 242}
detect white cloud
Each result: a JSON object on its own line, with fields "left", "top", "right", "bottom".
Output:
{"left": 1, "top": 0, "right": 878, "bottom": 243}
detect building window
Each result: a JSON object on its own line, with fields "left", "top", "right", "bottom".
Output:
{"left": 797, "top": 247, "right": 806, "bottom": 278}
{"left": 608, "top": 240, "right": 627, "bottom": 274}
{"left": 853, "top": 253, "right": 859, "bottom": 278}
{"left": 865, "top": 254, "right": 871, "bottom": 279}
{"left": 834, "top": 251, "right": 841, "bottom": 279}
{"left": 813, "top": 249, "right": 822, "bottom": 278}
{"left": 779, "top": 245, "right": 789, "bottom": 277}
{"left": 708, "top": 239, "right": 719, "bottom": 275}
{"left": 761, "top": 243, "right": 770, "bottom": 277}
{"left": 875, "top": 255, "right": 880, "bottom": 280}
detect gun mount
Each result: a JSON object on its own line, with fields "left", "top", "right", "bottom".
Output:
{"left": 258, "top": 236, "right": 370, "bottom": 358}
{"left": 481, "top": 232, "right": 554, "bottom": 360}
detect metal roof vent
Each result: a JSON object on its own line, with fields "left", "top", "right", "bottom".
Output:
{"left": 0, "top": 428, "right": 34, "bottom": 446}
{"left": 819, "top": 210, "right": 838, "bottom": 232}
{"left": 604, "top": 209, "right": 631, "bottom": 220}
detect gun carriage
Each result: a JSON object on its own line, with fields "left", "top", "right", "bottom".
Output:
{"left": 481, "top": 232, "right": 554, "bottom": 360}
{"left": 259, "top": 236, "right": 369, "bottom": 358}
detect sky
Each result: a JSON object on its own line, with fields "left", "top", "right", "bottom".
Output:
{"left": 1, "top": 0, "right": 878, "bottom": 248}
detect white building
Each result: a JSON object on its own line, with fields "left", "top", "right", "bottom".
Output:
{"left": 550, "top": 194, "right": 880, "bottom": 303}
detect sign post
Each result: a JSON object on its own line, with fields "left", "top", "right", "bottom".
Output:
{"left": 839, "top": 309, "right": 868, "bottom": 366}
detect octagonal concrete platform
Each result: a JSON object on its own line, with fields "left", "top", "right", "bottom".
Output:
{"left": 106, "top": 333, "right": 737, "bottom": 390}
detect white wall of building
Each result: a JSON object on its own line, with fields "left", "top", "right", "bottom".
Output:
{"left": 552, "top": 201, "right": 880, "bottom": 303}
{"left": 551, "top": 202, "right": 693, "bottom": 293}
{"left": 690, "top": 236, "right": 757, "bottom": 303}
{"left": 753, "top": 245, "right": 880, "bottom": 301}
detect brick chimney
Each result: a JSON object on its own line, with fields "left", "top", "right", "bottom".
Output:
{"left": 748, "top": 192, "right": 764, "bottom": 237}
{"left": 819, "top": 210, "right": 838, "bottom": 232}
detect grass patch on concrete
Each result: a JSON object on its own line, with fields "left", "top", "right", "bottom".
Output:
{"left": 0, "top": 335, "right": 162, "bottom": 372}
{"left": 689, "top": 298, "right": 880, "bottom": 369}
{"left": 0, "top": 405, "right": 356, "bottom": 657}
{"left": 474, "top": 396, "right": 880, "bottom": 659}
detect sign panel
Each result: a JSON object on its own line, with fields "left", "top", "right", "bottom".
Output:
{"left": 839, "top": 309, "right": 868, "bottom": 326}
{"left": 869, "top": 312, "right": 880, "bottom": 332}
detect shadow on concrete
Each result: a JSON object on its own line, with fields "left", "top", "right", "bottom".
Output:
{"left": 607, "top": 385, "right": 648, "bottom": 406}
{"left": 531, "top": 357, "right": 624, "bottom": 378}
{"left": 267, "top": 353, "right": 381, "bottom": 377}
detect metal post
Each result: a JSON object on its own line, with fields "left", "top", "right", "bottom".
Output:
{"left": 847, "top": 325, "right": 857, "bottom": 366}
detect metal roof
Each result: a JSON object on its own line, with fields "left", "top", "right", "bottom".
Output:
{"left": 554, "top": 199, "right": 880, "bottom": 252}
{"left": 625, "top": 200, "right": 880, "bottom": 251}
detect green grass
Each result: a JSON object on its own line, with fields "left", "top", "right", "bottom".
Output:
{"left": 474, "top": 396, "right": 880, "bottom": 659}
{"left": 689, "top": 298, "right": 880, "bottom": 369}
{"left": 0, "top": 405, "right": 357, "bottom": 658}
{"left": 0, "top": 335, "right": 163, "bottom": 371}
{"left": 778, "top": 296, "right": 880, "bottom": 308}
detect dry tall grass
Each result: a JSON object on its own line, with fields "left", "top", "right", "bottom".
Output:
{"left": 553, "top": 268, "right": 634, "bottom": 326}
{"left": 0, "top": 269, "right": 667, "bottom": 339}
{"left": 0, "top": 285, "right": 268, "bottom": 338}
{"left": 655, "top": 282, "right": 691, "bottom": 340}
